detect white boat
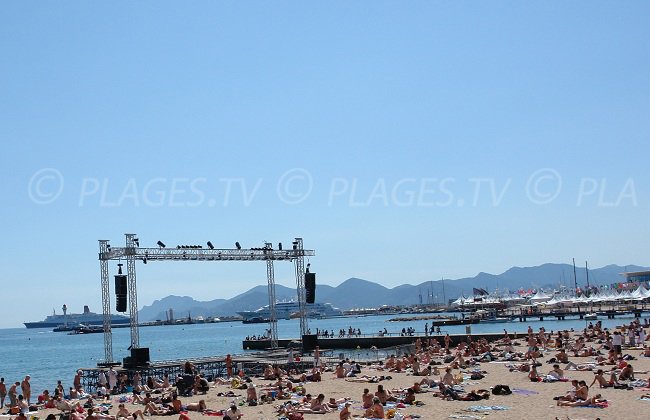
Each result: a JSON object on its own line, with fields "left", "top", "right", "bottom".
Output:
{"left": 238, "top": 301, "right": 343, "bottom": 321}
{"left": 25, "top": 305, "right": 129, "bottom": 329}
{"left": 584, "top": 313, "right": 598, "bottom": 320}
{"left": 480, "top": 316, "right": 511, "bottom": 323}
{"left": 473, "top": 309, "right": 510, "bottom": 323}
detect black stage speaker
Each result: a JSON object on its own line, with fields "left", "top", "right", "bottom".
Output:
{"left": 305, "top": 272, "right": 316, "bottom": 304}
{"left": 114, "top": 275, "right": 127, "bottom": 294}
{"left": 115, "top": 274, "right": 128, "bottom": 312}
{"left": 131, "top": 347, "right": 150, "bottom": 366}
{"left": 302, "top": 334, "right": 318, "bottom": 352}
{"left": 115, "top": 295, "right": 127, "bottom": 313}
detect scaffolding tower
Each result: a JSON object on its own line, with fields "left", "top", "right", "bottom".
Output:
{"left": 98, "top": 234, "right": 314, "bottom": 364}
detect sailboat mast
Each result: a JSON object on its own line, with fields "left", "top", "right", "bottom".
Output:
{"left": 585, "top": 261, "right": 590, "bottom": 289}
{"left": 572, "top": 258, "right": 578, "bottom": 293}
{"left": 441, "top": 277, "right": 446, "bottom": 305}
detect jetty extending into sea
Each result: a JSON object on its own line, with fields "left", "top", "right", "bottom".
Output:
{"left": 77, "top": 331, "right": 510, "bottom": 393}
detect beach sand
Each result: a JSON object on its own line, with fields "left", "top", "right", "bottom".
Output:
{"left": 33, "top": 330, "right": 650, "bottom": 420}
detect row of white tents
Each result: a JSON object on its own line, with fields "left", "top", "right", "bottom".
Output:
{"left": 533, "top": 285, "right": 650, "bottom": 306}
{"left": 450, "top": 294, "right": 525, "bottom": 307}
{"left": 450, "top": 285, "right": 650, "bottom": 307}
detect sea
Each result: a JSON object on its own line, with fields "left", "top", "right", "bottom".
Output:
{"left": 1, "top": 312, "right": 645, "bottom": 396}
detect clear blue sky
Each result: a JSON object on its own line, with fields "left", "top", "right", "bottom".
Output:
{"left": 1, "top": 2, "right": 648, "bottom": 328}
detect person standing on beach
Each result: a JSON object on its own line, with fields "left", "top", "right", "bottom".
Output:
{"left": 225, "top": 354, "right": 233, "bottom": 377}
{"left": 0, "top": 377, "right": 6, "bottom": 408}
{"left": 8, "top": 382, "right": 19, "bottom": 409}
{"left": 20, "top": 376, "right": 31, "bottom": 405}
{"left": 55, "top": 380, "right": 64, "bottom": 398}
{"left": 73, "top": 371, "right": 82, "bottom": 392}
{"left": 313, "top": 346, "right": 320, "bottom": 368}
{"left": 98, "top": 371, "right": 107, "bottom": 390}
{"left": 612, "top": 331, "right": 623, "bottom": 354}
{"left": 108, "top": 367, "right": 117, "bottom": 391}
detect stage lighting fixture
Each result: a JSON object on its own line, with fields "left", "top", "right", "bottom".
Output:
{"left": 157, "top": 241, "right": 166, "bottom": 248}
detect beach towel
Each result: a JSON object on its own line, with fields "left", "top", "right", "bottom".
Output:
{"left": 466, "top": 405, "right": 509, "bottom": 412}
{"left": 577, "top": 401, "right": 609, "bottom": 408}
{"left": 629, "top": 379, "right": 649, "bottom": 387}
{"left": 511, "top": 389, "right": 539, "bottom": 396}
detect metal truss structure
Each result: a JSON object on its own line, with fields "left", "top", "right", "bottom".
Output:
{"left": 98, "top": 234, "right": 314, "bottom": 364}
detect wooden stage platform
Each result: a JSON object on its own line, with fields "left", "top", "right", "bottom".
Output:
{"left": 242, "top": 332, "right": 510, "bottom": 350}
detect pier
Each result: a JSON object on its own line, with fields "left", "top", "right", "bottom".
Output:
{"left": 506, "top": 308, "right": 649, "bottom": 322}
{"left": 242, "top": 332, "right": 511, "bottom": 350}
{"left": 78, "top": 332, "right": 512, "bottom": 393}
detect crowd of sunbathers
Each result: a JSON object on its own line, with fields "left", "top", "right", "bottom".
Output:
{"left": 5, "top": 317, "right": 649, "bottom": 420}
{"left": 499, "top": 319, "right": 650, "bottom": 409}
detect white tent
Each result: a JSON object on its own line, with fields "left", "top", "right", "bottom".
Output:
{"left": 630, "top": 285, "right": 650, "bottom": 300}
{"left": 451, "top": 296, "right": 467, "bottom": 307}
{"left": 529, "top": 291, "right": 553, "bottom": 303}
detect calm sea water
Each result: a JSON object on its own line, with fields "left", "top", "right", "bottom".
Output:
{"left": 1, "top": 313, "right": 643, "bottom": 396}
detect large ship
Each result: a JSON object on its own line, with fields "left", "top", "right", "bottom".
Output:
{"left": 24, "top": 304, "right": 130, "bottom": 329}
{"left": 238, "top": 301, "right": 343, "bottom": 321}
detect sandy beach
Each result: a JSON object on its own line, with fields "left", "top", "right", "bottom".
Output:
{"left": 29, "top": 325, "right": 650, "bottom": 420}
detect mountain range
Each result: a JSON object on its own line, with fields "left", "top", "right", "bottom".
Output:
{"left": 137, "top": 263, "right": 648, "bottom": 322}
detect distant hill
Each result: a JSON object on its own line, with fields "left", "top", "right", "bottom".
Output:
{"left": 137, "top": 263, "right": 648, "bottom": 321}
{"left": 138, "top": 295, "right": 227, "bottom": 321}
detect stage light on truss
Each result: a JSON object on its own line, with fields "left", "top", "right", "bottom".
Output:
{"left": 278, "top": 242, "right": 282, "bottom": 251}
{"left": 157, "top": 241, "right": 166, "bottom": 248}
{"left": 235, "top": 242, "right": 241, "bottom": 250}
{"left": 133, "top": 238, "right": 139, "bottom": 247}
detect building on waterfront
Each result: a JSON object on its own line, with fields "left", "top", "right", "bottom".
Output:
{"left": 622, "top": 271, "right": 650, "bottom": 284}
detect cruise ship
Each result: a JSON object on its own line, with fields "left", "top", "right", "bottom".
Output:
{"left": 24, "top": 305, "right": 130, "bottom": 329}
{"left": 238, "top": 301, "right": 343, "bottom": 321}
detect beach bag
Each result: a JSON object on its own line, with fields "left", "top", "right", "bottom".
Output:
{"left": 288, "top": 413, "right": 303, "bottom": 420}
{"left": 471, "top": 373, "right": 484, "bottom": 380}
{"left": 492, "top": 384, "right": 512, "bottom": 395}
